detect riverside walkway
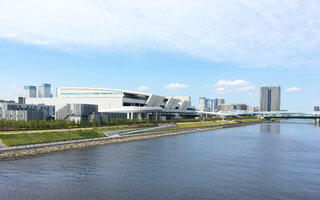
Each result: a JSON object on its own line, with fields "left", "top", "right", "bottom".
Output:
{"left": 0, "top": 121, "right": 264, "bottom": 153}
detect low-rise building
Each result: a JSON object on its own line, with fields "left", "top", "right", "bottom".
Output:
{"left": 56, "top": 104, "right": 98, "bottom": 121}
{"left": 0, "top": 101, "right": 54, "bottom": 121}
{"left": 217, "top": 104, "right": 248, "bottom": 112}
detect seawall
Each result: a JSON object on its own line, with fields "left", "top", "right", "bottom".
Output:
{"left": 0, "top": 121, "right": 273, "bottom": 160}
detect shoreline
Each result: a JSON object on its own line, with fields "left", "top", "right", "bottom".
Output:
{"left": 0, "top": 120, "right": 273, "bottom": 160}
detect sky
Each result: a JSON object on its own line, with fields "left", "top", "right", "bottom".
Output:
{"left": 0, "top": 0, "right": 320, "bottom": 111}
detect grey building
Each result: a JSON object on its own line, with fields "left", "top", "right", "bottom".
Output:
{"left": 0, "top": 101, "right": 54, "bottom": 121}
{"left": 15, "top": 97, "right": 26, "bottom": 104}
{"left": 199, "top": 97, "right": 213, "bottom": 112}
{"left": 259, "top": 86, "right": 281, "bottom": 111}
{"left": 56, "top": 104, "right": 98, "bottom": 122}
{"left": 217, "top": 104, "right": 248, "bottom": 112}
{"left": 214, "top": 98, "right": 225, "bottom": 111}
{"left": 206, "top": 99, "right": 213, "bottom": 112}
{"left": 38, "top": 83, "right": 52, "bottom": 98}
{"left": 314, "top": 106, "right": 320, "bottom": 111}
{"left": 24, "top": 86, "right": 37, "bottom": 98}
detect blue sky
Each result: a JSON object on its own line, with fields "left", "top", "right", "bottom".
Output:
{"left": 0, "top": 0, "right": 320, "bottom": 111}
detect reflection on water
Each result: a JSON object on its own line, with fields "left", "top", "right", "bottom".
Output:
{"left": 1, "top": 120, "right": 320, "bottom": 200}
{"left": 260, "top": 122, "right": 280, "bottom": 134}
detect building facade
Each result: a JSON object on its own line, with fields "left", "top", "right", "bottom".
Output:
{"left": 56, "top": 104, "right": 98, "bottom": 121}
{"left": 26, "top": 87, "right": 197, "bottom": 120}
{"left": 0, "top": 101, "right": 54, "bottom": 121}
{"left": 214, "top": 99, "right": 225, "bottom": 111}
{"left": 24, "top": 86, "right": 37, "bottom": 98}
{"left": 259, "top": 86, "right": 281, "bottom": 112}
{"left": 217, "top": 104, "right": 248, "bottom": 112}
{"left": 38, "top": 83, "right": 52, "bottom": 98}
{"left": 314, "top": 106, "right": 320, "bottom": 111}
{"left": 199, "top": 97, "right": 213, "bottom": 112}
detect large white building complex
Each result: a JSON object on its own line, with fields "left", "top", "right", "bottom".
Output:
{"left": 26, "top": 87, "right": 198, "bottom": 121}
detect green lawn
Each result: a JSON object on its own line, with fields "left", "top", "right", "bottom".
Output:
{"left": 176, "top": 120, "right": 236, "bottom": 129}
{"left": 0, "top": 130, "right": 105, "bottom": 146}
{"left": 237, "top": 118, "right": 262, "bottom": 122}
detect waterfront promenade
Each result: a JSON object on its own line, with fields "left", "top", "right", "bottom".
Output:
{"left": 0, "top": 120, "right": 266, "bottom": 160}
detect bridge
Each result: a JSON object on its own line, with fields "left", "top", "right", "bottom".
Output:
{"left": 199, "top": 111, "right": 320, "bottom": 123}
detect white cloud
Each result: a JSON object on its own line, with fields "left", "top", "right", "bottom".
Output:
{"left": 238, "top": 85, "right": 256, "bottom": 91}
{"left": 216, "top": 87, "right": 226, "bottom": 92}
{"left": 0, "top": 0, "right": 320, "bottom": 67}
{"left": 285, "top": 87, "right": 301, "bottom": 92}
{"left": 137, "top": 85, "right": 149, "bottom": 91}
{"left": 214, "top": 79, "right": 255, "bottom": 94}
{"left": 215, "top": 79, "right": 249, "bottom": 87}
{"left": 164, "top": 83, "right": 188, "bottom": 90}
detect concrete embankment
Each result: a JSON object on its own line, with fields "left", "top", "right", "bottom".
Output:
{"left": 0, "top": 121, "right": 271, "bottom": 160}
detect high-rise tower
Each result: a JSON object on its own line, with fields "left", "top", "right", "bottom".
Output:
{"left": 38, "top": 83, "right": 52, "bottom": 98}
{"left": 24, "top": 86, "right": 37, "bottom": 98}
{"left": 259, "top": 86, "right": 281, "bottom": 111}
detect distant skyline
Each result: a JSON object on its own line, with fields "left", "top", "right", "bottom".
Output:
{"left": 1, "top": 0, "right": 320, "bottom": 111}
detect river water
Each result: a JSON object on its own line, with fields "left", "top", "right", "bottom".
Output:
{"left": 1, "top": 120, "right": 320, "bottom": 200}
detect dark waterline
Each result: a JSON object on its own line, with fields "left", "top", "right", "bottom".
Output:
{"left": 1, "top": 120, "right": 320, "bottom": 200}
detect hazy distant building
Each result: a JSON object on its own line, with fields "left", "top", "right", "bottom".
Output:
{"left": 214, "top": 98, "right": 225, "bottom": 111}
{"left": 15, "top": 97, "right": 25, "bottom": 104}
{"left": 217, "top": 104, "right": 247, "bottom": 112}
{"left": 260, "top": 86, "right": 281, "bottom": 111}
{"left": 199, "top": 97, "right": 213, "bottom": 112}
{"left": 38, "top": 83, "right": 52, "bottom": 98}
{"left": 24, "top": 86, "right": 37, "bottom": 98}
{"left": 314, "top": 106, "right": 320, "bottom": 111}
{"left": 206, "top": 99, "right": 213, "bottom": 112}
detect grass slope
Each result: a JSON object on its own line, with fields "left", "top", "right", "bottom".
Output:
{"left": 0, "top": 130, "right": 105, "bottom": 146}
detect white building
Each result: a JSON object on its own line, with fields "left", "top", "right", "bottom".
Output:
{"left": 26, "top": 87, "right": 197, "bottom": 120}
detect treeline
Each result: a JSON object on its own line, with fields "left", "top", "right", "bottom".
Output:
{"left": 0, "top": 118, "right": 158, "bottom": 131}
{"left": 0, "top": 116, "right": 252, "bottom": 131}
{"left": 0, "top": 119, "right": 80, "bottom": 131}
